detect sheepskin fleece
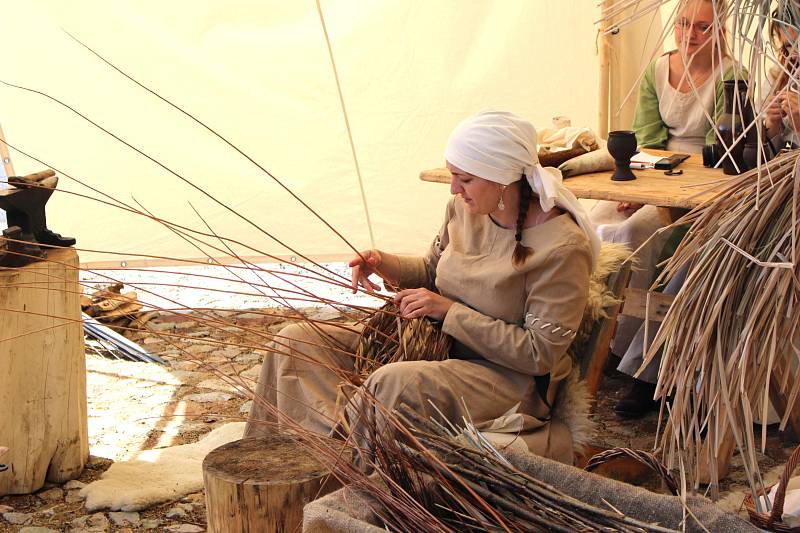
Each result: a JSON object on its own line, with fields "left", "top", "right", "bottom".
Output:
{"left": 551, "top": 368, "right": 594, "bottom": 454}
{"left": 586, "top": 242, "right": 631, "bottom": 321}
{"left": 81, "top": 422, "right": 245, "bottom": 511}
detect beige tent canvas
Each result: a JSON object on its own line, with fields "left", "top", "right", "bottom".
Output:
{"left": 0, "top": 1, "right": 665, "bottom": 267}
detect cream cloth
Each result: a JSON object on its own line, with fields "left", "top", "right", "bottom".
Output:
{"left": 538, "top": 126, "right": 595, "bottom": 152}
{"left": 444, "top": 110, "right": 601, "bottom": 268}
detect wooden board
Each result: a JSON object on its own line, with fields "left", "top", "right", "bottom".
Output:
{"left": 620, "top": 289, "right": 675, "bottom": 322}
{"left": 0, "top": 247, "right": 88, "bottom": 495}
{"left": 419, "top": 150, "right": 737, "bottom": 209}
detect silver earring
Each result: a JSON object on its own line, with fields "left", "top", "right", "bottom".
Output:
{"left": 498, "top": 186, "right": 507, "bottom": 211}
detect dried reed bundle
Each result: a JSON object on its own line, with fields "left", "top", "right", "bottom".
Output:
{"left": 595, "top": 0, "right": 800, "bottom": 504}
{"left": 642, "top": 149, "right": 800, "bottom": 502}
{"left": 353, "top": 302, "right": 451, "bottom": 381}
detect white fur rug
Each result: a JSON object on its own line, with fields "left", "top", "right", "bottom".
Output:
{"left": 81, "top": 422, "right": 245, "bottom": 511}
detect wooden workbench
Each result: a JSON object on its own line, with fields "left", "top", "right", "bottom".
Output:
{"left": 419, "top": 150, "right": 733, "bottom": 209}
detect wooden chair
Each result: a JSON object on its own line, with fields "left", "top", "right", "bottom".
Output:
{"left": 578, "top": 260, "right": 632, "bottom": 397}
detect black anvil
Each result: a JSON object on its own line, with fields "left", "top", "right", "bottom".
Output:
{"left": 0, "top": 170, "right": 75, "bottom": 267}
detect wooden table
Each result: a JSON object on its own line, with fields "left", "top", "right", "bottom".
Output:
{"left": 419, "top": 150, "right": 733, "bottom": 210}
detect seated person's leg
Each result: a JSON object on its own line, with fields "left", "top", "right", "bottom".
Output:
{"left": 615, "top": 265, "right": 689, "bottom": 418}
{"left": 345, "top": 358, "right": 574, "bottom": 465}
{"left": 604, "top": 206, "right": 673, "bottom": 356}
{"left": 246, "top": 321, "right": 362, "bottom": 437}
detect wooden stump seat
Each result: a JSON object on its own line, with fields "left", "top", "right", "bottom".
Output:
{"left": 203, "top": 435, "right": 339, "bottom": 533}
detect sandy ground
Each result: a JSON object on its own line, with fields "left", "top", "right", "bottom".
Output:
{"left": 0, "top": 267, "right": 796, "bottom": 531}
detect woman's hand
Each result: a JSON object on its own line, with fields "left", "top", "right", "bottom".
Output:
{"left": 781, "top": 90, "right": 800, "bottom": 133}
{"left": 617, "top": 202, "right": 644, "bottom": 217}
{"left": 349, "top": 250, "right": 383, "bottom": 293}
{"left": 764, "top": 93, "right": 784, "bottom": 138}
{"left": 348, "top": 249, "right": 401, "bottom": 294}
{"left": 394, "top": 288, "right": 454, "bottom": 321}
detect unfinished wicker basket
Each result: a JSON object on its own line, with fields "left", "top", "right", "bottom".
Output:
{"left": 744, "top": 445, "right": 800, "bottom": 532}
{"left": 353, "top": 302, "right": 451, "bottom": 381}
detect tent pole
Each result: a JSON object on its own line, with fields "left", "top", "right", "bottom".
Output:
{"left": 0, "top": 122, "right": 15, "bottom": 178}
{"left": 598, "top": 0, "right": 612, "bottom": 139}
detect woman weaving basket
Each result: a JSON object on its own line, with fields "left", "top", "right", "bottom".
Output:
{"left": 245, "top": 110, "right": 599, "bottom": 464}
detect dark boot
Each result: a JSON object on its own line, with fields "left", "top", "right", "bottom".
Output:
{"left": 614, "top": 379, "right": 658, "bottom": 419}
{"left": 604, "top": 353, "right": 622, "bottom": 377}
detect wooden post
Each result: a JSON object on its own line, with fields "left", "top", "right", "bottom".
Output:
{"left": 203, "top": 435, "right": 339, "bottom": 533}
{"left": 0, "top": 247, "right": 88, "bottom": 496}
{"left": 0, "top": 122, "right": 14, "bottom": 179}
{"left": 598, "top": 0, "right": 612, "bottom": 138}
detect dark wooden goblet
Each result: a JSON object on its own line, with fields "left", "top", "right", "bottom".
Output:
{"left": 608, "top": 130, "right": 638, "bottom": 182}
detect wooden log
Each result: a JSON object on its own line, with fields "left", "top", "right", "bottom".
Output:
{"left": 203, "top": 435, "right": 339, "bottom": 533}
{"left": 0, "top": 247, "right": 88, "bottom": 496}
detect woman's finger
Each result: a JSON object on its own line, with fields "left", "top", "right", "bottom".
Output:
{"left": 394, "top": 289, "right": 415, "bottom": 304}
{"left": 359, "top": 271, "right": 375, "bottom": 292}
{"left": 351, "top": 264, "right": 361, "bottom": 293}
{"left": 398, "top": 294, "right": 414, "bottom": 314}
{"left": 398, "top": 291, "right": 420, "bottom": 314}
{"left": 402, "top": 299, "right": 426, "bottom": 318}
{"left": 363, "top": 274, "right": 381, "bottom": 292}
{"left": 404, "top": 307, "right": 426, "bottom": 319}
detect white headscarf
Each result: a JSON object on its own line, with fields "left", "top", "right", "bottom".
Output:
{"left": 444, "top": 110, "right": 600, "bottom": 268}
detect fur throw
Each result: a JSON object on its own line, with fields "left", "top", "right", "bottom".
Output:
{"left": 80, "top": 422, "right": 245, "bottom": 511}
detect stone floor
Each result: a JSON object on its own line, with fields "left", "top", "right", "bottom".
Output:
{"left": 0, "top": 309, "right": 795, "bottom": 531}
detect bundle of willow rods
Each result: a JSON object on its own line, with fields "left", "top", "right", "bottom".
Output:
{"left": 353, "top": 404, "right": 680, "bottom": 533}
{"left": 642, "top": 149, "right": 799, "bottom": 501}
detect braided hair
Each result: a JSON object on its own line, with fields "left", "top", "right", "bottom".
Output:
{"left": 511, "top": 178, "right": 535, "bottom": 267}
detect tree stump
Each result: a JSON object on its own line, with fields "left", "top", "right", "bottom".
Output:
{"left": 203, "top": 435, "right": 339, "bottom": 533}
{"left": 0, "top": 247, "right": 88, "bottom": 496}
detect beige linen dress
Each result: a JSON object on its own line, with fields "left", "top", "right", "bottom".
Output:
{"left": 245, "top": 195, "right": 592, "bottom": 464}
